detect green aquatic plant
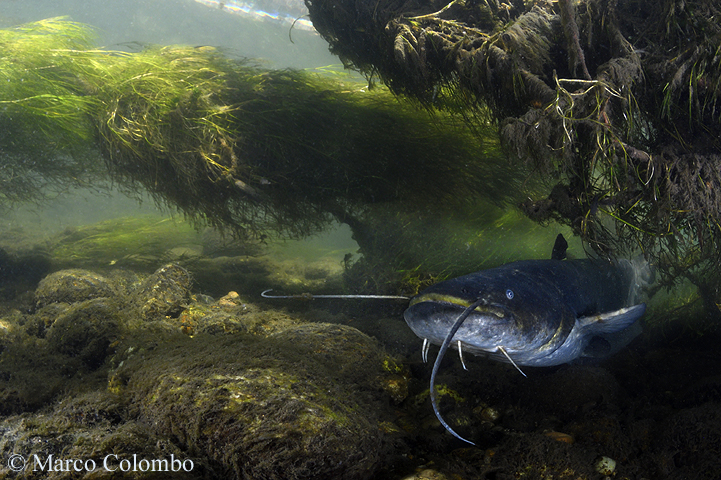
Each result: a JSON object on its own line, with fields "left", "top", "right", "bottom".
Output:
{"left": 342, "top": 199, "right": 578, "bottom": 295}
{"left": 90, "top": 47, "right": 525, "bottom": 240}
{"left": 0, "top": 18, "right": 97, "bottom": 141}
{"left": 0, "top": 17, "right": 538, "bottom": 296}
{"left": 0, "top": 17, "right": 525, "bottom": 242}
{"left": 0, "top": 18, "right": 103, "bottom": 206}
{"left": 47, "top": 215, "right": 204, "bottom": 271}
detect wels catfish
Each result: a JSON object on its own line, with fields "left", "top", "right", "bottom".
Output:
{"left": 404, "top": 234, "right": 649, "bottom": 444}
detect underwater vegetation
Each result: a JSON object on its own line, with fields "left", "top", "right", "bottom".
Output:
{"left": 0, "top": 265, "right": 408, "bottom": 479}
{"left": 3, "top": 11, "right": 720, "bottom": 314}
{"left": 0, "top": 19, "right": 104, "bottom": 205}
{"left": 94, "top": 48, "right": 520, "bottom": 241}
{"left": 46, "top": 216, "right": 205, "bottom": 270}
{"left": 0, "top": 17, "right": 524, "bottom": 239}
{"left": 342, "top": 200, "right": 580, "bottom": 294}
{"left": 34, "top": 214, "right": 348, "bottom": 297}
{"left": 0, "top": 17, "right": 539, "bottom": 292}
{"left": 304, "top": 0, "right": 721, "bottom": 318}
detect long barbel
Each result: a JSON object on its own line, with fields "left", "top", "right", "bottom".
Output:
{"left": 261, "top": 289, "right": 409, "bottom": 300}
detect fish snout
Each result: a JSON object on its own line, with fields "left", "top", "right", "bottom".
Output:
{"left": 403, "top": 300, "right": 512, "bottom": 347}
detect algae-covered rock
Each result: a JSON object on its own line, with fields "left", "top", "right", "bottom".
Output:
{"left": 45, "top": 297, "right": 121, "bottom": 368}
{"left": 0, "top": 392, "right": 201, "bottom": 480}
{"left": 1, "top": 264, "right": 411, "bottom": 479}
{"left": 176, "top": 298, "right": 305, "bottom": 337}
{"left": 0, "top": 295, "right": 124, "bottom": 414}
{"left": 34, "top": 269, "right": 117, "bottom": 307}
{"left": 132, "top": 263, "right": 192, "bottom": 321}
{"left": 112, "top": 323, "right": 407, "bottom": 480}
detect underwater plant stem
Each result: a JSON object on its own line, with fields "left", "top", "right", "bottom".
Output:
{"left": 559, "top": 0, "right": 591, "bottom": 80}
{"left": 409, "top": 0, "right": 459, "bottom": 21}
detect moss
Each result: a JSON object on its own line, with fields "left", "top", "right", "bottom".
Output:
{"left": 113, "top": 324, "right": 404, "bottom": 479}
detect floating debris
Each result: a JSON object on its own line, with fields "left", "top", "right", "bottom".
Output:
{"left": 194, "top": 0, "right": 316, "bottom": 32}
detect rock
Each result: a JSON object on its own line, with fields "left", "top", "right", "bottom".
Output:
{"left": 3, "top": 265, "right": 411, "bottom": 479}
{"left": 45, "top": 298, "right": 121, "bottom": 368}
{"left": 0, "top": 392, "right": 200, "bottom": 480}
{"left": 133, "top": 263, "right": 192, "bottom": 321}
{"left": 594, "top": 455, "right": 616, "bottom": 475}
{"left": 400, "top": 469, "right": 451, "bottom": 480}
{"left": 111, "top": 323, "right": 407, "bottom": 479}
{"left": 35, "top": 269, "right": 117, "bottom": 307}
{"left": 218, "top": 290, "right": 242, "bottom": 307}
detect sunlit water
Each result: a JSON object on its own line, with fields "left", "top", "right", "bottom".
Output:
{"left": 0, "top": 0, "right": 352, "bottom": 265}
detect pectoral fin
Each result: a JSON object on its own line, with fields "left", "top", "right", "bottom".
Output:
{"left": 577, "top": 304, "right": 646, "bottom": 335}
{"left": 577, "top": 304, "right": 645, "bottom": 359}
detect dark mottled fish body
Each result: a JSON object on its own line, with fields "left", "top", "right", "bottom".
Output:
{"left": 405, "top": 257, "right": 644, "bottom": 367}
{"left": 404, "top": 235, "right": 649, "bottom": 444}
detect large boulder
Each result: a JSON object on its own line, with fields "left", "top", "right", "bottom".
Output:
{"left": 111, "top": 323, "right": 407, "bottom": 480}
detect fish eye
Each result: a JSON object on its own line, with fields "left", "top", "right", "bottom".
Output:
{"left": 505, "top": 289, "right": 514, "bottom": 300}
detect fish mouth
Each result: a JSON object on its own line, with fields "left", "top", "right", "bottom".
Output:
{"left": 408, "top": 293, "right": 508, "bottom": 319}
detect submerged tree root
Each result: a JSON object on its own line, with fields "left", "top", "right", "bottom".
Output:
{"left": 305, "top": 0, "right": 721, "bottom": 309}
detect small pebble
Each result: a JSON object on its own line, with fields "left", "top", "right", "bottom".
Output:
{"left": 480, "top": 406, "right": 500, "bottom": 422}
{"left": 594, "top": 455, "right": 616, "bottom": 475}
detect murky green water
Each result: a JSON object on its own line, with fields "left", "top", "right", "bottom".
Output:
{"left": 1, "top": 2, "right": 720, "bottom": 479}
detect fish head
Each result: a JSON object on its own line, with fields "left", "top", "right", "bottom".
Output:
{"left": 403, "top": 270, "right": 575, "bottom": 358}
{"left": 404, "top": 296, "right": 518, "bottom": 353}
